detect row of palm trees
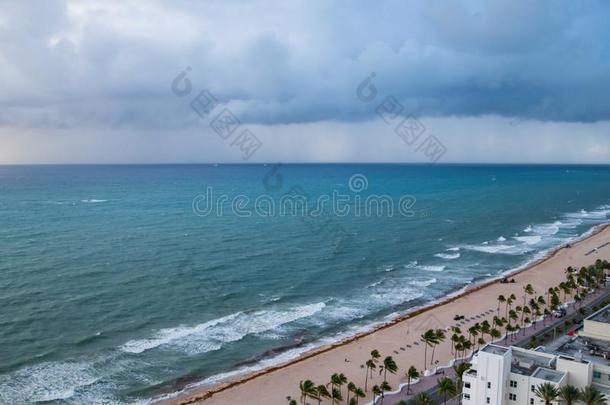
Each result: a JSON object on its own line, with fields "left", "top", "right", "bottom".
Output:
{"left": 295, "top": 375, "right": 366, "bottom": 405}
{"left": 534, "top": 382, "right": 607, "bottom": 405}
{"left": 294, "top": 352, "right": 399, "bottom": 405}
{"left": 287, "top": 260, "right": 609, "bottom": 404}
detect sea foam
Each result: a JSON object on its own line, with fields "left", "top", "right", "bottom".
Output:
{"left": 120, "top": 303, "right": 326, "bottom": 355}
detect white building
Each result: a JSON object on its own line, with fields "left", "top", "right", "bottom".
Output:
{"left": 463, "top": 304, "right": 610, "bottom": 404}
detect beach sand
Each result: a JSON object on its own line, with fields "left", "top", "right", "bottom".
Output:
{"left": 164, "top": 224, "right": 610, "bottom": 405}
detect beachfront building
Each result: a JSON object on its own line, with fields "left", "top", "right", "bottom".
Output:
{"left": 462, "top": 345, "right": 582, "bottom": 405}
{"left": 463, "top": 304, "right": 610, "bottom": 404}
{"left": 580, "top": 304, "right": 610, "bottom": 342}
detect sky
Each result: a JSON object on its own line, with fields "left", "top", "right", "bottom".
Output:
{"left": 1, "top": 0, "right": 609, "bottom": 164}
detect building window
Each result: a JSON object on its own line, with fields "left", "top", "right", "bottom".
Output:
{"left": 464, "top": 394, "right": 471, "bottom": 400}
{"left": 487, "top": 382, "right": 491, "bottom": 389}
{"left": 509, "top": 393, "right": 517, "bottom": 401}
{"left": 594, "top": 371, "right": 602, "bottom": 379}
{"left": 464, "top": 382, "right": 471, "bottom": 389}
{"left": 531, "top": 385, "right": 535, "bottom": 392}
{"left": 487, "top": 398, "right": 490, "bottom": 404}
{"left": 510, "top": 380, "right": 517, "bottom": 388}
{"left": 530, "top": 399, "right": 534, "bottom": 405}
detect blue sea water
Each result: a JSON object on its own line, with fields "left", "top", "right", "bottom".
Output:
{"left": 1, "top": 164, "right": 610, "bottom": 404}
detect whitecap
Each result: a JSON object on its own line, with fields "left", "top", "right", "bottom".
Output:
{"left": 382, "top": 264, "right": 394, "bottom": 272}
{"left": 0, "top": 361, "right": 99, "bottom": 403}
{"left": 81, "top": 199, "right": 108, "bottom": 203}
{"left": 514, "top": 235, "right": 542, "bottom": 245}
{"left": 462, "top": 244, "right": 514, "bottom": 254}
{"left": 120, "top": 303, "right": 326, "bottom": 355}
{"left": 497, "top": 236, "right": 507, "bottom": 242}
{"left": 410, "top": 278, "right": 437, "bottom": 287}
{"left": 434, "top": 252, "right": 460, "bottom": 260}
{"left": 420, "top": 265, "right": 446, "bottom": 272}
{"left": 404, "top": 261, "right": 418, "bottom": 268}
{"left": 447, "top": 247, "right": 460, "bottom": 252}
{"left": 531, "top": 224, "right": 559, "bottom": 236}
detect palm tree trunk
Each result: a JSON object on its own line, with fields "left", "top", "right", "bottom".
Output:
{"left": 423, "top": 345, "right": 428, "bottom": 370}
{"left": 364, "top": 367, "right": 369, "bottom": 392}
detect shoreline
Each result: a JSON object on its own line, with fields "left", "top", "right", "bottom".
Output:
{"left": 161, "top": 222, "right": 610, "bottom": 405}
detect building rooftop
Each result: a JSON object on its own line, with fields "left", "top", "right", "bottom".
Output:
{"left": 510, "top": 349, "right": 555, "bottom": 377}
{"left": 556, "top": 337, "right": 610, "bottom": 368}
{"left": 587, "top": 305, "right": 610, "bottom": 324}
{"left": 532, "top": 367, "right": 565, "bottom": 383}
{"left": 481, "top": 344, "right": 509, "bottom": 356}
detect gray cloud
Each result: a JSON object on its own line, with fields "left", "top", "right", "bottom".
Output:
{"left": 2, "top": 0, "right": 610, "bottom": 130}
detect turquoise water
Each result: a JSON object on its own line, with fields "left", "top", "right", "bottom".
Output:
{"left": 1, "top": 164, "right": 610, "bottom": 404}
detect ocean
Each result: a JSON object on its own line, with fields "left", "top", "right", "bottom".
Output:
{"left": 1, "top": 164, "right": 610, "bottom": 404}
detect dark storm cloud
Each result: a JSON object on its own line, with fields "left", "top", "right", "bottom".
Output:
{"left": 1, "top": 0, "right": 610, "bottom": 128}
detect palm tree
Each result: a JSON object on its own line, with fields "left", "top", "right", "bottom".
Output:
{"left": 497, "top": 294, "right": 506, "bottom": 316}
{"left": 371, "top": 349, "right": 381, "bottom": 363}
{"left": 437, "top": 377, "right": 456, "bottom": 404}
{"left": 364, "top": 359, "right": 376, "bottom": 391}
{"left": 381, "top": 356, "right": 398, "bottom": 381}
{"left": 480, "top": 320, "right": 491, "bottom": 341}
{"left": 315, "top": 385, "right": 330, "bottom": 405}
{"left": 453, "top": 362, "right": 471, "bottom": 394}
{"left": 454, "top": 341, "right": 463, "bottom": 363}
{"left": 366, "top": 349, "right": 381, "bottom": 390}
{"left": 559, "top": 281, "right": 570, "bottom": 302}
{"left": 330, "top": 373, "right": 347, "bottom": 400}
{"left": 508, "top": 309, "right": 518, "bottom": 327}
{"left": 346, "top": 382, "right": 356, "bottom": 404}
{"left": 467, "top": 325, "right": 478, "bottom": 346}
{"left": 405, "top": 366, "right": 419, "bottom": 395}
{"left": 289, "top": 400, "right": 298, "bottom": 405}
{"left": 411, "top": 392, "right": 433, "bottom": 405}
{"left": 299, "top": 380, "right": 317, "bottom": 405}
{"left": 371, "top": 385, "right": 381, "bottom": 404}
{"left": 331, "top": 388, "right": 343, "bottom": 404}
{"left": 379, "top": 380, "right": 391, "bottom": 405}
{"left": 558, "top": 384, "right": 580, "bottom": 405}
{"left": 353, "top": 387, "right": 365, "bottom": 404}
{"left": 534, "top": 382, "right": 559, "bottom": 405}
{"left": 506, "top": 293, "right": 516, "bottom": 319}
{"left": 580, "top": 386, "right": 607, "bottom": 405}
{"left": 521, "top": 306, "right": 531, "bottom": 334}
{"left": 490, "top": 328, "right": 501, "bottom": 343}
{"left": 523, "top": 283, "right": 535, "bottom": 307}
{"left": 421, "top": 329, "right": 438, "bottom": 369}
{"left": 430, "top": 329, "right": 446, "bottom": 366}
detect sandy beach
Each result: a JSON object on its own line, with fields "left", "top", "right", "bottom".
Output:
{"left": 164, "top": 224, "right": 610, "bottom": 405}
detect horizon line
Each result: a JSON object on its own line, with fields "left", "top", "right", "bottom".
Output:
{"left": 1, "top": 162, "right": 610, "bottom": 166}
